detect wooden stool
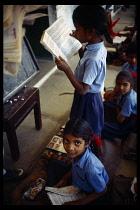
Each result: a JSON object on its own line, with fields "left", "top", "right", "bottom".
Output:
{"left": 3, "top": 87, "right": 42, "bottom": 161}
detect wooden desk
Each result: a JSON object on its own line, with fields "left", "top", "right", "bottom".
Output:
{"left": 3, "top": 87, "right": 42, "bottom": 161}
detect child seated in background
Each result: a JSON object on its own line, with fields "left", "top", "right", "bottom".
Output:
{"left": 121, "top": 42, "right": 137, "bottom": 92}
{"left": 104, "top": 42, "right": 137, "bottom": 101}
{"left": 102, "top": 70, "right": 137, "bottom": 140}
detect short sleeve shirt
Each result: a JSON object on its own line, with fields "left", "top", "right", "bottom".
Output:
{"left": 121, "top": 62, "right": 137, "bottom": 78}
{"left": 74, "top": 41, "right": 107, "bottom": 93}
{"left": 72, "top": 147, "right": 109, "bottom": 193}
{"left": 121, "top": 62, "right": 137, "bottom": 73}
{"left": 117, "top": 89, "right": 137, "bottom": 117}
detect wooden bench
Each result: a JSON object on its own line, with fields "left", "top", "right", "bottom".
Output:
{"left": 3, "top": 87, "right": 42, "bottom": 161}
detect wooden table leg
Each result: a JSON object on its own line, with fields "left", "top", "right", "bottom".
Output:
{"left": 34, "top": 101, "right": 42, "bottom": 130}
{"left": 5, "top": 124, "right": 20, "bottom": 161}
{"left": 3, "top": 87, "right": 42, "bottom": 160}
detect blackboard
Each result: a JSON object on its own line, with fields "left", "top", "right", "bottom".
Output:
{"left": 3, "top": 36, "right": 40, "bottom": 103}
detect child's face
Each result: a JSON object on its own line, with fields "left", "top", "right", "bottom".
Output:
{"left": 63, "top": 133, "right": 90, "bottom": 161}
{"left": 127, "top": 53, "right": 137, "bottom": 66}
{"left": 116, "top": 78, "right": 131, "bottom": 95}
{"left": 74, "top": 22, "right": 92, "bottom": 43}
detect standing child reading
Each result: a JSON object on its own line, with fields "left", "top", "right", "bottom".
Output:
{"left": 46, "top": 118, "right": 109, "bottom": 205}
{"left": 102, "top": 70, "right": 137, "bottom": 140}
{"left": 55, "top": 5, "right": 113, "bottom": 137}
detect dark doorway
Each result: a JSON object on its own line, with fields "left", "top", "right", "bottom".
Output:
{"left": 24, "top": 7, "right": 52, "bottom": 60}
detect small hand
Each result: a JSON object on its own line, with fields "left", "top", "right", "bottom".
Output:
{"left": 55, "top": 56, "right": 70, "bottom": 72}
{"left": 70, "top": 30, "right": 77, "bottom": 39}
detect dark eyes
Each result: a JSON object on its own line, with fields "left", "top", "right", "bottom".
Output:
{"left": 63, "top": 139, "right": 82, "bottom": 145}
{"left": 116, "top": 83, "right": 129, "bottom": 87}
{"left": 128, "top": 56, "right": 136, "bottom": 59}
{"left": 123, "top": 83, "right": 129, "bottom": 87}
{"left": 63, "top": 139, "right": 69, "bottom": 144}
{"left": 75, "top": 141, "right": 82, "bottom": 145}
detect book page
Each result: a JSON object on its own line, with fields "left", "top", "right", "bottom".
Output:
{"left": 46, "top": 135, "right": 66, "bottom": 153}
{"left": 3, "top": 5, "right": 14, "bottom": 31}
{"left": 45, "top": 185, "right": 80, "bottom": 195}
{"left": 24, "top": 5, "right": 47, "bottom": 13}
{"left": 40, "top": 16, "right": 82, "bottom": 60}
{"left": 4, "top": 5, "right": 26, "bottom": 63}
{"left": 40, "top": 31, "right": 67, "bottom": 61}
{"left": 113, "top": 36, "right": 126, "bottom": 44}
{"left": 23, "top": 13, "right": 48, "bottom": 25}
{"left": 47, "top": 191, "right": 86, "bottom": 205}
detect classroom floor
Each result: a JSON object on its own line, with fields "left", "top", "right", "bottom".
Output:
{"left": 3, "top": 5, "right": 137, "bottom": 205}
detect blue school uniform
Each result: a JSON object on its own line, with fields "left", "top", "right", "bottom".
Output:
{"left": 70, "top": 41, "right": 107, "bottom": 136}
{"left": 121, "top": 62, "right": 137, "bottom": 74}
{"left": 72, "top": 146, "right": 109, "bottom": 193}
{"left": 117, "top": 89, "right": 137, "bottom": 117}
{"left": 46, "top": 147, "right": 110, "bottom": 204}
{"left": 102, "top": 89, "right": 137, "bottom": 139}
{"left": 121, "top": 62, "right": 137, "bottom": 92}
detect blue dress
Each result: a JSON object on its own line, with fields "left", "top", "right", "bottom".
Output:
{"left": 72, "top": 147, "right": 109, "bottom": 193}
{"left": 70, "top": 42, "right": 107, "bottom": 136}
{"left": 102, "top": 89, "right": 137, "bottom": 139}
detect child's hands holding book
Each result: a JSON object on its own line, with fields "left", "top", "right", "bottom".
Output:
{"left": 55, "top": 56, "right": 71, "bottom": 73}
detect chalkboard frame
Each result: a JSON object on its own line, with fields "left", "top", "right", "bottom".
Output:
{"left": 3, "top": 36, "right": 40, "bottom": 103}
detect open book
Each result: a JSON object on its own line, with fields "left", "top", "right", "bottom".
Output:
{"left": 45, "top": 185, "right": 86, "bottom": 205}
{"left": 46, "top": 135, "right": 66, "bottom": 153}
{"left": 113, "top": 36, "right": 127, "bottom": 44}
{"left": 40, "top": 16, "right": 82, "bottom": 61}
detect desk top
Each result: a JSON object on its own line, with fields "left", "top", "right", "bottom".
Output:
{"left": 3, "top": 87, "right": 39, "bottom": 118}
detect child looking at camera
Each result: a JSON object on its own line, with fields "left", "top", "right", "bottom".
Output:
{"left": 104, "top": 43, "right": 137, "bottom": 101}
{"left": 102, "top": 70, "right": 137, "bottom": 140}
{"left": 55, "top": 5, "right": 113, "bottom": 137}
{"left": 47, "top": 119, "right": 109, "bottom": 205}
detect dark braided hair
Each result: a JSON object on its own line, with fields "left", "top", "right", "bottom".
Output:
{"left": 63, "top": 118, "right": 93, "bottom": 143}
{"left": 115, "top": 70, "right": 134, "bottom": 88}
{"left": 63, "top": 118, "right": 102, "bottom": 156}
{"left": 125, "top": 42, "right": 137, "bottom": 56}
{"left": 72, "top": 5, "right": 113, "bottom": 44}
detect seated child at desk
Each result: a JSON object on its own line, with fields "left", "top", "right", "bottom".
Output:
{"left": 102, "top": 70, "right": 137, "bottom": 140}
{"left": 46, "top": 119, "right": 109, "bottom": 205}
